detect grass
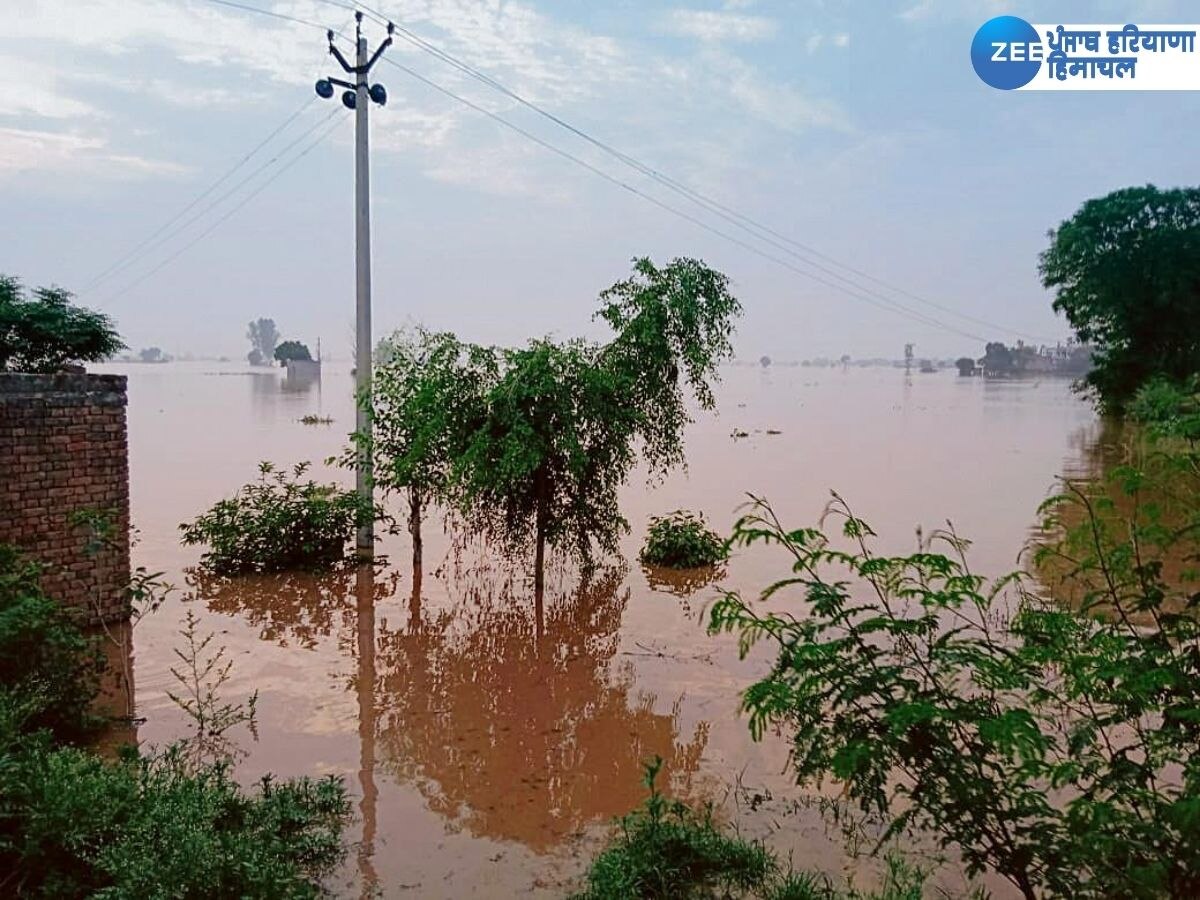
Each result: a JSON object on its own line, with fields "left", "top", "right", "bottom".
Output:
{"left": 573, "top": 759, "right": 926, "bottom": 900}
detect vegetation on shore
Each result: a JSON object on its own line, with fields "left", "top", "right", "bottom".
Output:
{"left": 0, "top": 546, "right": 351, "bottom": 897}
{"left": 1040, "top": 184, "right": 1200, "bottom": 412}
{"left": 705, "top": 435, "right": 1200, "bottom": 898}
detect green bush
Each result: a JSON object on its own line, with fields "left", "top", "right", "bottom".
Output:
{"left": 640, "top": 511, "right": 727, "bottom": 569}
{"left": 709, "top": 473, "right": 1200, "bottom": 899}
{"left": 0, "top": 543, "right": 352, "bottom": 897}
{"left": 0, "top": 546, "right": 102, "bottom": 743}
{"left": 575, "top": 758, "right": 925, "bottom": 900}
{"left": 1128, "top": 375, "right": 1200, "bottom": 440}
{"left": 180, "top": 462, "right": 376, "bottom": 574}
{"left": 0, "top": 721, "right": 349, "bottom": 898}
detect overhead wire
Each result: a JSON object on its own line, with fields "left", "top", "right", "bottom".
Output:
{"left": 370, "top": 53, "right": 984, "bottom": 340}
{"left": 80, "top": 94, "right": 318, "bottom": 294}
{"left": 344, "top": 0, "right": 1053, "bottom": 343}
{"left": 97, "top": 109, "right": 348, "bottom": 308}
{"left": 106, "top": 0, "right": 1046, "bottom": 343}
{"left": 82, "top": 0, "right": 359, "bottom": 300}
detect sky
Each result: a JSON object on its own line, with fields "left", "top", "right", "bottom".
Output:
{"left": 1, "top": 0, "right": 1197, "bottom": 361}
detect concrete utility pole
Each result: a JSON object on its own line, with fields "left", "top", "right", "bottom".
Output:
{"left": 316, "top": 13, "right": 393, "bottom": 558}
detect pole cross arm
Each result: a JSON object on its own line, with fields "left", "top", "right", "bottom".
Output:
{"left": 364, "top": 36, "right": 393, "bottom": 73}
{"left": 329, "top": 42, "right": 356, "bottom": 73}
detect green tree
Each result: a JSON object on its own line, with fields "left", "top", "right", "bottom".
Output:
{"left": 138, "top": 346, "right": 166, "bottom": 363}
{"left": 246, "top": 318, "right": 279, "bottom": 367}
{"left": 1040, "top": 185, "right": 1200, "bottom": 410}
{"left": 273, "top": 340, "right": 312, "bottom": 365}
{"left": 981, "top": 340, "right": 1014, "bottom": 375}
{"left": 370, "top": 328, "right": 497, "bottom": 571}
{"left": 0, "top": 275, "right": 123, "bottom": 373}
{"left": 455, "top": 257, "right": 740, "bottom": 596}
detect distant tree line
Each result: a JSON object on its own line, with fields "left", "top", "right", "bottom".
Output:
{"left": 245, "top": 319, "right": 313, "bottom": 367}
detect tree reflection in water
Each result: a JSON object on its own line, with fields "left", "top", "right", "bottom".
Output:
{"left": 640, "top": 562, "right": 727, "bottom": 598}
{"left": 378, "top": 565, "right": 709, "bottom": 851}
{"left": 1029, "top": 419, "right": 1200, "bottom": 622}
{"left": 188, "top": 557, "right": 709, "bottom": 865}
{"left": 186, "top": 565, "right": 401, "bottom": 652}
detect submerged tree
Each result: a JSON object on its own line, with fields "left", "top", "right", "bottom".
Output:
{"left": 454, "top": 257, "right": 741, "bottom": 593}
{"left": 246, "top": 318, "right": 279, "bottom": 367}
{"left": 0, "top": 275, "right": 123, "bottom": 373}
{"left": 273, "top": 340, "right": 312, "bottom": 365}
{"left": 370, "top": 329, "right": 496, "bottom": 571}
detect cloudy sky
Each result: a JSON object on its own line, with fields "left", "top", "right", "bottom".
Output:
{"left": 2, "top": 0, "right": 1196, "bottom": 360}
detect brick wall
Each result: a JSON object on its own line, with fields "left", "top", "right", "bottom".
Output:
{"left": 0, "top": 374, "right": 131, "bottom": 624}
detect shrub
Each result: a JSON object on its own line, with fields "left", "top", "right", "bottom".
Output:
{"left": 0, "top": 545, "right": 353, "bottom": 897}
{"left": 0, "top": 723, "right": 350, "bottom": 898}
{"left": 640, "top": 511, "right": 727, "bottom": 569}
{"left": 708, "top": 474, "right": 1200, "bottom": 899}
{"left": 1128, "top": 375, "right": 1200, "bottom": 441}
{"left": 575, "top": 757, "right": 772, "bottom": 899}
{"left": 180, "top": 462, "right": 376, "bottom": 574}
{"left": 0, "top": 546, "right": 102, "bottom": 743}
{"left": 574, "top": 759, "right": 925, "bottom": 900}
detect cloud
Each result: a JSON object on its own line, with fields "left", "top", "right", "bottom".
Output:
{"left": 0, "top": 127, "right": 188, "bottom": 180}
{"left": 696, "top": 50, "right": 848, "bottom": 132}
{"left": 662, "top": 10, "right": 779, "bottom": 43}
{"left": 805, "top": 32, "right": 851, "bottom": 53}
{"left": 898, "top": 0, "right": 935, "bottom": 22}
{"left": 0, "top": 54, "right": 102, "bottom": 120}
{"left": 0, "top": 0, "right": 843, "bottom": 199}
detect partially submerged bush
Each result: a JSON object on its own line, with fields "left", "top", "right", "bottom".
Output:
{"left": 0, "top": 546, "right": 102, "bottom": 743}
{"left": 573, "top": 757, "right": 773, "bottom": 900}
{"left": 180, "top": 462, "right": 375, "bottom": 574}
{"left": 640, "top": 511, "right": 727, "bottom": 569}
{"left": 574, "top": 758, "right": 924, "bottom": 900}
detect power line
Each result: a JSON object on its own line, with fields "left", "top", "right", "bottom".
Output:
{"left": 350, "top": 0, "right": 1054, "bottom": 343}
{"left": 181, "top": 0, "right": 994, "bottom": 339}
{"left": 195, "top": 0, "right": 328, "bottom": 32}
{"left": 96, "top": 108, "right": 346, "bottom": 308}
{"left": 372, "top": 54, "right": 983, "bottom": 340}
{"left": 81, "top": 94, "right": 317, "bottom": 294}
{"left": 87, "top": 107, "right": 341, "bottom": 299}
{"left": 165, "top": 0, "right": 1035, "bottom": 342}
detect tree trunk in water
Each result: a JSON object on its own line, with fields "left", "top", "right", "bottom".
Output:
{"left": 534, "top": 470, "right": 548, "bottom": 642}
{"left": 408, "top": 490, "right": 423, "bottom": 574}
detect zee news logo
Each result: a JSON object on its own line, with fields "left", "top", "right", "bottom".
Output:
{"left": 971, "top": 15, "right": 1199, "bottom": 91}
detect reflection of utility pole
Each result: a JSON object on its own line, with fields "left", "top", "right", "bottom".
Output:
{"left": 316, "top": 13, "right": 393, "bottom": 558}
{"left": 354, "top": 563, "right": 378, "bottom": 897}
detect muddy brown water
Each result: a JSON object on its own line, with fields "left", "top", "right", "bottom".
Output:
{"left": 95, "top": 361, "right": 1098, "bottom": 898}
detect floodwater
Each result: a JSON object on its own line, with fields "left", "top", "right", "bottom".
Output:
{"left": 98, "top": 360, "right": 1098, "bottom": 897}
